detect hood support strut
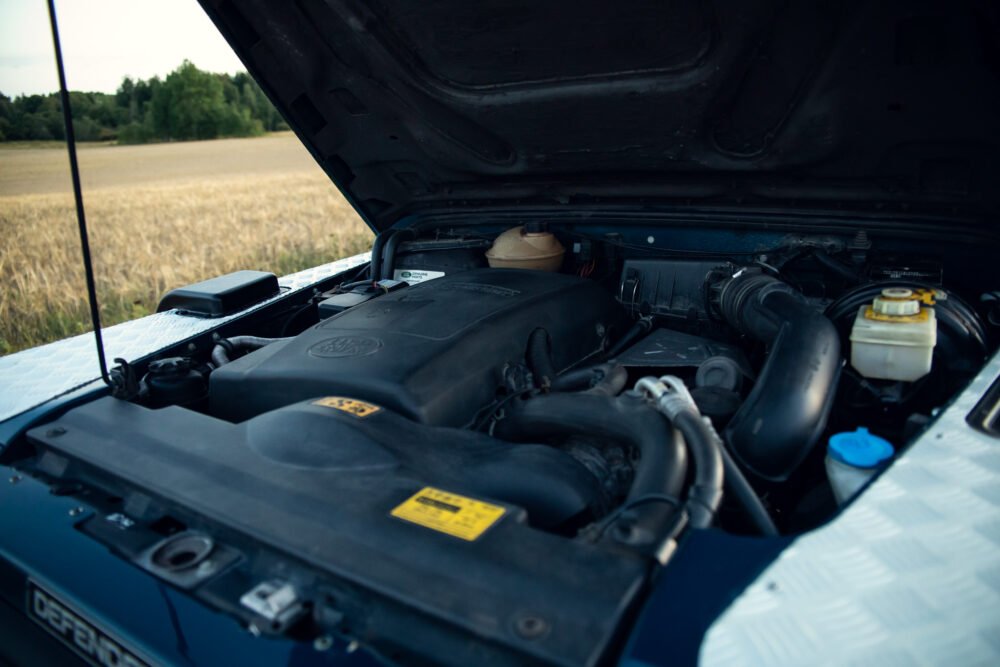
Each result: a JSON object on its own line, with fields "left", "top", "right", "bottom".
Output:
{"left": 47, "top": 0, "right": 112, "bottom": 388}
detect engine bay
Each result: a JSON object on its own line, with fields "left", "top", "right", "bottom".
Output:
{"left": 11, "top": 219, "right": 998, "bottom": 666}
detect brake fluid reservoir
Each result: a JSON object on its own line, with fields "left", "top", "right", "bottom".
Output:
{"left": 850, "top": 288, "right": 937, "bottom": 381}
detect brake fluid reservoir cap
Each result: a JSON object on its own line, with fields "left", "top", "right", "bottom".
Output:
{"left": 872, "top": 288, "right": 921, "bottom": 317}
{"left": 828, "top": 428, "right": 895, "bottom": 469}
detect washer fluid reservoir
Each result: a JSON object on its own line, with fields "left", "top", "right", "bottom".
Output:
{"left": 850, "top": 287, "right": 937, "bottom": 382}
{"left": 825, "top": 427, "right": 895, "bottom": 504}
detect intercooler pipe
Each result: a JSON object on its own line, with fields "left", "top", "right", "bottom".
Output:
{"left": 211, "top": 336, "right": 291, "bottom": 368}
{"left": 717, "top": 269, "right": 842, "bottom": 481}
{"left": 493, "top": 393, "right": 688, "bottom": 558}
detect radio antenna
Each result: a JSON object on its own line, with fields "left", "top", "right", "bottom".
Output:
{"left": 47, "top": 0, "right": 113, "bottom": 387}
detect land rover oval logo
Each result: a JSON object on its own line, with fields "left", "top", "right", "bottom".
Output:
{"left": 308, "top": 336, "right": 382, "bottom": 358}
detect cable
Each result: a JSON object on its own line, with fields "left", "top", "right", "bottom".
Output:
{"left": 473, "top": 387, "right": 537, "bottom": 431}
{"left": 279, "top": 300, "right": 319, "bottom": 337}
{"left": 718, "top": 445, "right": 779, "bottom": 536}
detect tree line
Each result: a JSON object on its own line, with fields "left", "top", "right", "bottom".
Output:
{"left": 0, "top": 61, "right": 287, "bottom": 144}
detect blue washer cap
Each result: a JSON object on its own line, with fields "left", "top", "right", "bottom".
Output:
{"left": 828, "top": 427, "right": 895, "bottom": 469}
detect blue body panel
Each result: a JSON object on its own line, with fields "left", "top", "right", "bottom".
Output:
{"left": 618, "top": 531, "right": 791, "bottom": 666}
{"left": 0, "top": 469, "right": 381, "bottom": 667}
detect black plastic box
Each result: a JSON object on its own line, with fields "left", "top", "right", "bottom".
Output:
{"left": 157, "top": 270, "right": 279, "bottom": 317}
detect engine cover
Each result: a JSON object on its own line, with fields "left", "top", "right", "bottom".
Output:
{"left": 28, "top": 397, "right": 645, "bottom": 666}
{"left": 210, "top": 268, "right": 625, "bottom": 425}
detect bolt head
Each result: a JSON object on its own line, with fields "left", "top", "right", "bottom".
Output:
{"left": 313, "top": 635, "right": 334, "bottom": 651}
{"left": 514, "top": 615, "right": 549, "bottom": 639}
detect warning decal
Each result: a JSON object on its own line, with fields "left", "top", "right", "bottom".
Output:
{"left": 390, "top": 487, "right": 506, "bottom": 541}
{"left": 312, "top": 396, "right": 382, "bottom": 418}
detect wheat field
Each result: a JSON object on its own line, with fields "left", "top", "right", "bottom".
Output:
{"left": 0, "top": 134, "right": 371, "bottom": 354}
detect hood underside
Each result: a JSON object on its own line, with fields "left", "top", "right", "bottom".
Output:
{"left": 199, "top": 0, "right": 1000, "bottom": 231}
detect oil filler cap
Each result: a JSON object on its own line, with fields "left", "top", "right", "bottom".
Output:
{"left": 828, "top": 428, "right": 895, "bottom": 469}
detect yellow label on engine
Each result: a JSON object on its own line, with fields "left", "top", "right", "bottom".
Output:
{"left": 312, "top": 396, "right": 381, "bottom": 418}
{"left": 390, "top": 487, "right": 506, "bottom": 541}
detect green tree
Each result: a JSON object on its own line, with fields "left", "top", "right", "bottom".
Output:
{"left": 2, "top": 61, "right": 282, "bottom": 144}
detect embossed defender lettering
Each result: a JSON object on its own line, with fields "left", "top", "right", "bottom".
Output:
{"left": 28, "top": 581, "right": 150, "bottom": 667}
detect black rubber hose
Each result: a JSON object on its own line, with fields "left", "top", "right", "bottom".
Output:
{"left": 211, "top": 336, "right": 291, "bottom": 367}
{"left": 813, "top": 250, "right": 860, "bottom": 284}
{"left": 551, "top": 363, "right": 628, "bottom": 396}
{"left": 337, "top": 280, "right": 372, "bottom": 291}
{"left": 494, "top": 393, "right": 687, "bottom": 551}
{"left": 369, "top": 231, "right": 390, "bottom": 282}
{"left": 550, "top": 365, "right": 599, "bottom": 392}
{"left": 719, "top": 444, "right": 779, "bottom": 536}
{"left": 526, "top": 328, "right": 557, "bottom": 391}
{"left": 671, "top": 410, "right": 724, "bottom": 530}
{"left": 604, "top": 316, "right": 653, "bottom": 360}
{"left": 719, "top": 271, "right": 842, "bottom": 481}
{"left": 381, "top": 228, "right": 416, "bottom": 280}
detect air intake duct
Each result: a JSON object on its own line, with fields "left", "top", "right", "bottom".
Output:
{"left": 717, "top": 270, "right": 842, "bottom": 481}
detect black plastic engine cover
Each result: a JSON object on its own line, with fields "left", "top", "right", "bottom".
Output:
{"left": 210, "top": 268, "right": 625, "bottom": 425}
{"left": 28, "top": 397, "right": 645, "bottom": 667}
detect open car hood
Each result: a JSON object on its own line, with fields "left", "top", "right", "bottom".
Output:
{"left": 199, "top": 0, "right": 1000, "bottom": 232}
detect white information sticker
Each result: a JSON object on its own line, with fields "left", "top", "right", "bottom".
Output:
{"left": 393, "top": 269, "right": 446, "bottom": 285}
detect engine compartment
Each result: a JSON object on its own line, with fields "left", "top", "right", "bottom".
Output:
{"left": 12, "top": 220, "right": 998, "bottom": 666}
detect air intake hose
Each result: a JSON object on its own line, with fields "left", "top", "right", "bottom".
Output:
{"left": 718, "top": 270, "right": 842, "bottom": 481}
{"left": 211, "top": 336, "right": 291, "bottom": 368}
{"left": 494, "top": 393, "right": 687, "bottom": 558}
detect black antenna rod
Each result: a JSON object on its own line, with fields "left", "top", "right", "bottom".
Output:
{"left": 47, "top": 0, "right": 112, "bottom": 387}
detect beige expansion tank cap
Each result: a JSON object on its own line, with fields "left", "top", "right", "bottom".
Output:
{"left": 485, "top": 224, "right": 565, "bottom": 272}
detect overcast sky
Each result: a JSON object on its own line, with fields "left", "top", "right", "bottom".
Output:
{"left": 0, "top": 0, "right": 246, "bottom": 97}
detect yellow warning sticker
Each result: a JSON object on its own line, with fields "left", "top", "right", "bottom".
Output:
{"left": 312, "top": 396, "right": 382, "bottom": 418}
{"left": 390, "top": 487, "right": 506, "bottom": 541}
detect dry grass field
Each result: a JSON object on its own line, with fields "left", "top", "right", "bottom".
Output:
{"left": 0, "top": 134, "right": 371, "bottom": 354}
